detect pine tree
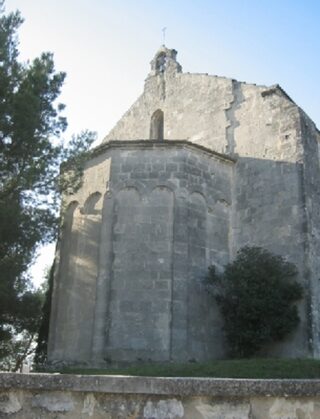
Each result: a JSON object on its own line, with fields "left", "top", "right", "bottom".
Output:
{"left": 0, "top": 1, "right": 95, "bottom": 368}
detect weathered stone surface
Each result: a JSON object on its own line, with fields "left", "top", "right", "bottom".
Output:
{"left": 2, "top": 374, "right": 320, "bottom": 397}
{"left": 144, "top": 398, "right": 184, "bottom": 419}
{"left": 188, "top": 399, "right": 251, "bottom": 419}
{"left": 49, "top": 142, "right": 232, "bottom": 365}
{"left": 48, "top": 46, "right": 320, "bottom": 366}
{"left": 2, "top": 374, "right": 320, "bottom": 418}
{"left": 0, "top": 391, "right": 21, "bottom": 414}
{"left": 31, "top": 391, "right": 74, "bottom": 412}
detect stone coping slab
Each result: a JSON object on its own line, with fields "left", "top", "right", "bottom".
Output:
{"left": 91, "top": 139, "right": 237, "bottom": 163}
{"left": 1, "top": 373, "right": 320, "bottom": 397}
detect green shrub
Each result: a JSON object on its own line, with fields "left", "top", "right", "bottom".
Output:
{"left": 207, "top": 246, "right": 303, "bottom": 358}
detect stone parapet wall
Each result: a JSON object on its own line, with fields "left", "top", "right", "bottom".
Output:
{"left": 1, "top": 373, "right": 320, "bottom": 418}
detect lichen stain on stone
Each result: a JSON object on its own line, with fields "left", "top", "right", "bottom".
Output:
{"left": 31, "top": 391, "right": 74, "bottom": 412}
{"left": 0, "top": 391, "right": 22, "bottom": 414}
{"left": 143, "top": 398, "right": 184, "bottom": 419}
{"left": 195, "top": 400, "right": 251, "bottom": 419}
{"left": 82, "top": 393, "right": 96, "bottom": 416}
{"left": 269, "top": 397, "right": 314, "bottom": 419}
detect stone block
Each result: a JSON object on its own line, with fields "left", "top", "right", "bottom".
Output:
{"left": 31, "top": 392, "right": 74, "bottom": 412}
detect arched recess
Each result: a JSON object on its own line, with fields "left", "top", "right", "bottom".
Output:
{"left": 55, "top": 193, "right": 103, "bottom": 361}
{"left": 150, "top": 109, "right": 164, "bottom": 141}
{"left": 58, "top": 200, "right": 80, "bottom": 285}
{"left": 107, "top": 187, "right": 141, "bottom": 357}
{"left": 66, "top": 192, "right": 102, "bottom": 360}
{"left": 83, "top": 191, "right": 102, "bottom": 214}
{"left": 145, "top": 186, "right": 174, "bottom": 358}
{"left": 64, "top": 201, "right": 79, "bottom": 225}
{"left": 51, "top": 200, "right": 79, "bottom": 357}
{"left": 107, "top": 186, "right": 174, "bottom": 362}
{"left": 187, "top": 192, "right": 209, "bottom": 360}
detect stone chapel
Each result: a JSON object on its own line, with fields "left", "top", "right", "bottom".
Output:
{"left": 48, "top": 46, "right": 320, "bottom": 366}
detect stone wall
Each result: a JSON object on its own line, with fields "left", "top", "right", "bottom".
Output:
{"left": 299, "top": 111, "right": 320, "bottom": 357}
{"left": 48, "top": 137, "right": 317, "bottom": 363}
{"left": 48, "top": 141, "right": 234, "bottom": 365}
{"left": 48, "top": 46, "right": 320, "bottom": 365}
{"left": 231, "top": 157, "right": 309, "bottom": 357}
{"left": 100, "top": 47, "right": 320, "bottom": 359}
{"left": 103, "top": 52, "right": 305, "bottom": 166}
{"left": 48, "top": 155, "right": 111, "bottom": 362}
{"left": 1, "top": 373, "right": 320, "bottom": 418}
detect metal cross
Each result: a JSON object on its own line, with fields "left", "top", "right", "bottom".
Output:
{"left": 162, "top": 27, "right": 167, "bottom": 45}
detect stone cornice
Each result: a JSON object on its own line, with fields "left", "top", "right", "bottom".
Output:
{"left": 1, "top": 373, "right": 320, "bottom": 397}
{"left": 91, "top": 140, "right": 236, "bottom": 164}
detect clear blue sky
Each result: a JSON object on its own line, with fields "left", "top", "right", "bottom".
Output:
{"left": 5, "top": 0, "right": 320, "bottom": 284}
{"left": 6, "top": 0, "right": 320, "bottom": 140}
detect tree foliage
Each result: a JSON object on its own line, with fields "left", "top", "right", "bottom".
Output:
{"left": 0, "top": 288, "right": 44, "bottom": 371}
{"left": 207, "top": 246, "right": 303, "bottom": 358}
{"left": 0, "top": 1, "right": 95, "bottom": 368}
{"left": 33, "top": 263, "right": 55, "bottom": 367}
